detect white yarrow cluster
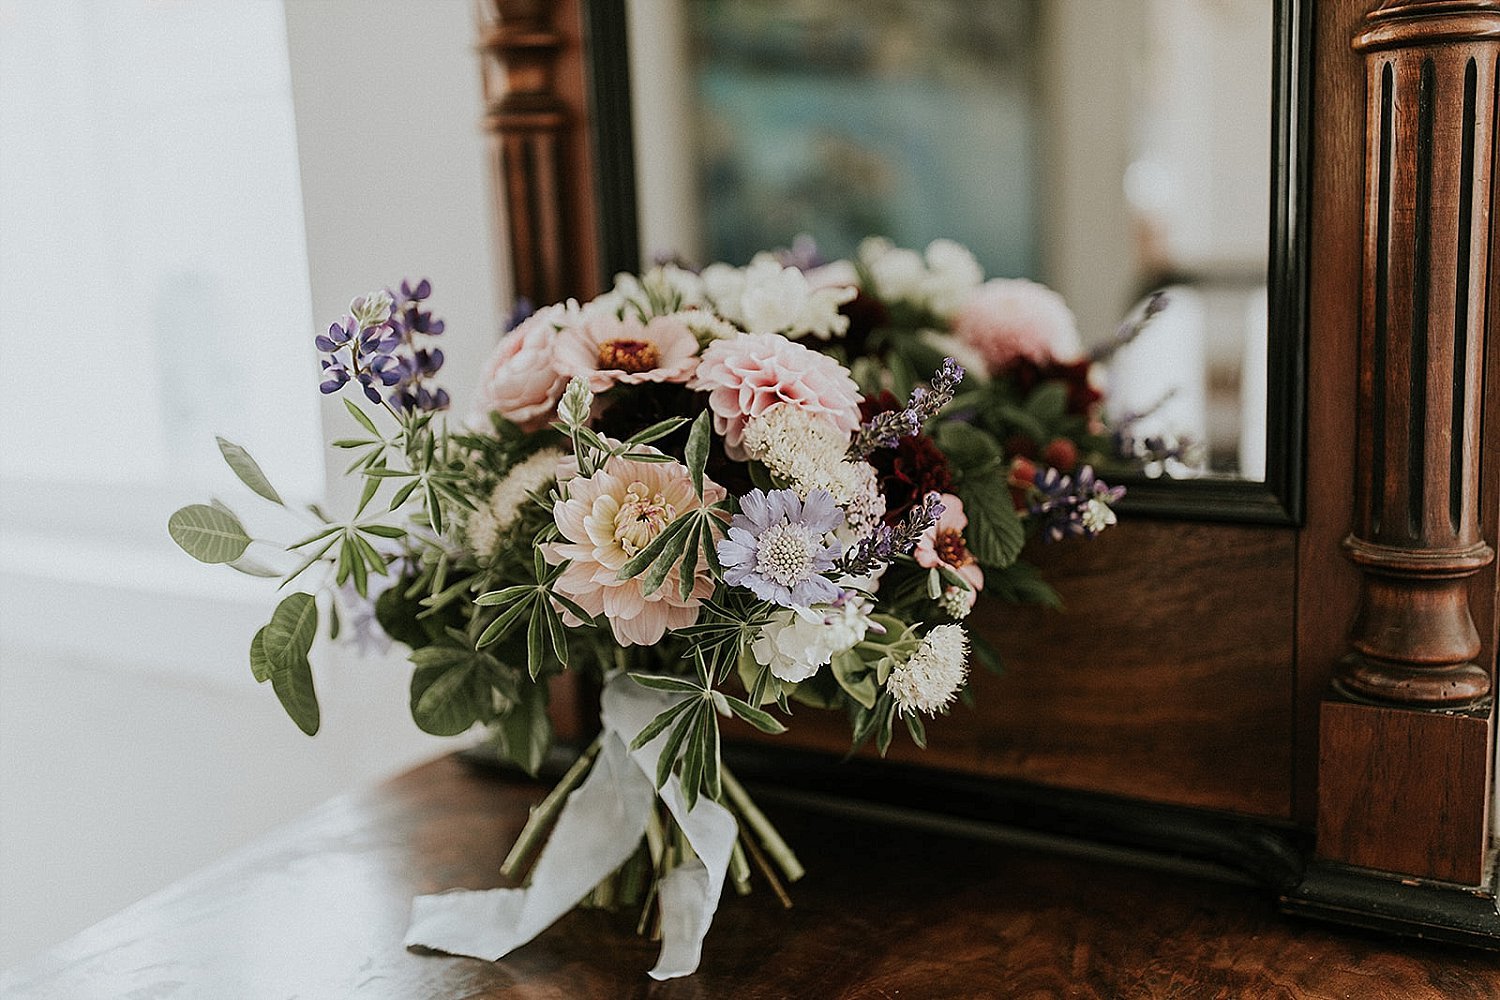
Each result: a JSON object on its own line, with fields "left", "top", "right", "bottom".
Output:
{"left": 465, "top": 447, "right": 565, "bottom": 557}
{"left": 702, "top": 254, "right": 856, "bottom": 340}
{"left": 887, "top": 624, "right": 970, "bottom": 717}
{"left": 592, "top": 264, "right": 707, "bottom": 319}
{"left": 751, "top": 599, "right": 875, "bottom": 683}
{"left": 742, "top": 405, "right": 884, "bottom": 532}
{"left": 858, "top": 237, "right": 983, "bottom": 319}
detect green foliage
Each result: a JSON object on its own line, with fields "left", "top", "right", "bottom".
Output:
{"left": 984, "top": 560, "right": 1063, "bottom": 610}
{"left": 215, "top": 437, "right": 283, "bottom": 505}
{"left": 957, "top": 474, "right": 1025, "bottom": 569}
{"left": 262, "top": 593, "right": 320, "bottom": 735}
{"left": 168, "top": 504, "right": 252, "bottom": 564}
{"left": 495, "top": 683, "right": 552, "bottom": 775}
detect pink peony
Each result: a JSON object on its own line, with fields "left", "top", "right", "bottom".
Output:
{"left": 553, "top": 312, "right": 700, "bottom": 393}
{"left": 473, "top": 307, "right": 570, "bottom": 431}
{"left": 914, "top": 492, "right": 985, "bottom": 608}
{"left": 952, "top": 278, "right": 1082, "bottom": 375}
{"left": 545, "top": 453, "right": 725, "bottom": 646}
{"left": 689, "top": 332, "right": 862, "bottom": 461}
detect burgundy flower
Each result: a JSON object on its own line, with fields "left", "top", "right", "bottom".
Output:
{"left": 860, "top": 392, "right": 954, "bottom": 525}
{"left": 1011, "top": 358, "right": 1102, "bottom": 417}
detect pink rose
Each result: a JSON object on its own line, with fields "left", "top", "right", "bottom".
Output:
{"left": 473, "top": 307, "right": 570, "bottom": 431}
{"left": 953, "top": 278, "right": 1082, "bottom": 375}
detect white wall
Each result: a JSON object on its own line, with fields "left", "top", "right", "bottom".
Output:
{"left": 0, "top": 0, "right": 502, "bottom": 969}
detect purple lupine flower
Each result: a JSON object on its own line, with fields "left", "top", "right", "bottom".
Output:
{"left": 774, "top": 234, "right": 824, "bottom": 272}
{"left": 1029, "top": 465, "right": 1126, "bottom": 542}
{"left": 838, "top": 491, "right": 945, "bottom": 577}
{"left": 316, "top": 278, "right": 452, "bottom": 413}
{"left": 848, "top": 357, "right": 966, "bottom": 460}
{"left": 717, "top": 488, "right": 845, "bottom": 610}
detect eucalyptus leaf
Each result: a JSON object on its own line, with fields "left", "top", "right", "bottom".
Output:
{"left": 216, "top": 437, "right": 283, "bottom": 505}
{"left": 263, "top": 592, "right": 318, "bottom": 671}
{"left": 249, "top": 626, "right": 271, "bottom": 683}
{"left": 270, "top": 652, "right": 320, "bottom": 735}
{"left": 410, "top": 664, "right": 481, "bottom": 736}
{"left": 168, "top": 504, "right": 252, "bottom": 564}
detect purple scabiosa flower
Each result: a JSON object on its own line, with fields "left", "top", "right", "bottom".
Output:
{"left": 1030, "top": 465, "right": 1126, "bottom": 542}
{"left": 717, "top": 488, "right": 845, "bottom": 610}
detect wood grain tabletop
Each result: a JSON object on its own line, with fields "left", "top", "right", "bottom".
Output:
{"left": 5, "top": 753, "right": 1499, "bottom": 999}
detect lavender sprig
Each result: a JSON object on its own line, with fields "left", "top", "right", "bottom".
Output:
{"left": 848, "top": 357, "right": 965, "bottom": 460}
{"left": 1090, "top": 290, "right": 1169, "bottom": 365}
{"left": 837, "top": 491, "right": 946, "bottom": 577}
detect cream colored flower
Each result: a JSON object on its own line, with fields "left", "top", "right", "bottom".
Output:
{"left": 888, "top": 624, "right": 969, "bottom": 717}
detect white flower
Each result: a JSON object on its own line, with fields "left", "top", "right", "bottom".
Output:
{"left": 888, "top": 623, "right": 970, "bottom": 717}
{"left": 751, "top": 599, "right": 874, "bottom": 683}
{"left": 1081, "top": 497, "right": 1117, "bottom": 534}
{"left": 350, "top": 289, "right": 394, "bottom": 328}
{"left": 702, "top": 254, "right": 855, "bottom": 340}
{"left": 939, "top": 585, "right": 974, "bottom": 620}
{"left": 742, "top": 404, "right": 883, "bottom": 532}
{"left": 592, "top": 264, "right": 707, "bottom": 319}
{"left": 465, "top": 447, "right": 565, "bottom": 557}
{"left": 674, "top": 308, "right": 743, "bottom": 346}
{"left": 857, "top": 238, "right": 983, "bottom": 320}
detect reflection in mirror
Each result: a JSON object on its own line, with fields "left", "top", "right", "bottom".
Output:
{"left": 626, "top": 0, "right": 1274, "bottom": 482}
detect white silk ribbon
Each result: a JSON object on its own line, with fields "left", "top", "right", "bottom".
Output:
{"left": 404, "top": 674, "right": 738, "bottom": 980}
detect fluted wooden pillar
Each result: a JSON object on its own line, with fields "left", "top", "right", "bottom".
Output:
{"left": 1316, "top": 0, "right": 1500, "bottom": 888}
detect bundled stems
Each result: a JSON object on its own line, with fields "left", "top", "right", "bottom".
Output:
{"left": 500, "top": 736, "right": 602, "bottom": 880}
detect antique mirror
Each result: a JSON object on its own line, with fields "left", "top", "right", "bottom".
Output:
{"left": 585, "top": 0, "right": 1310, "bottom": 524}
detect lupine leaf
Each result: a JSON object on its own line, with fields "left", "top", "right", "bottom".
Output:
{"left": 685, "top": 411, "right": 711, "bottom": 498}
{"left": 617, "top": 511, "right": 694, "bottom": 580}
{"left": 168, "top": 504, "right": 252, "bottom": 564}
{"left": 626, "top": 417, "right": 689, "bottom": 445}
{"left": 698, "top": 710, "right": 722, "bottom": 802}
{"left": 630, "top": 698, "right": 694, "bottom": 752}
{"left": 344, "top": 398, "right": 381, "bottom": 436}
{"left": 476, "top": 594, "right": 533, "bottom": 647}
{"left": 655, "top": 707, "right": 696, "bottom": 789}
{"left": 722, "top": 694, "right": 787, "bottom": 734}
{"left": 628, "top": 673, "right": 703, "bottom": 694}
{"left": 216, "top": 437, "right": 283, "bottom": 505}
{"left": 474, "top": 585, "right": 534, "bottom": 607}
{"left": 525, "top": 602, "right": 545, "bottom": 679}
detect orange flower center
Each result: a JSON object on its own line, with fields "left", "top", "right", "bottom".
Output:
{"left": 598, "top": 338, "right": 660, "bottom": 374}
{"left": 935, "top": 529, "right": 972, "bottom": 568}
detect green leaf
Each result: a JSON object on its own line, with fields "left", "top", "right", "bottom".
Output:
{"left": 216, "top": 437, "right": 284, "bottom": 505}
{"left": 678, "top": 512, "right": 702, "bottom": 602}
{"left": 629, "top": 673, "right": 704, "bottom": 694}
{"left": 626, "top": 417, "right": 689, "bottom": 445}
{"left": 655, "top": 707, "right": 697, "bottom": 789}
{"left": 410, "top": 664, "right": 482, "bottom": 736}
{"left": 905, "top": 711, "right": 928, "bottom": 749}
{"left": 357, "top": 523, "right": 406, "bottom": 539}
{"left": 830, "top": 650, "right": 877, "bottom": 709}
{"left": 721, "top": 694, "right": 787, "bottom": 734}
{"left": 678, "top": 711, "right": 706, "bottom": 809}
{"left": 630, "top": 698, "right": 695, "bottom": 752}
{"left": 685, "top": 411, "right": 711, "bottom": 498}
{"left": 344, "top": 397, "right": 381, "bottom": 436}
{"left": 263, "top": 592, "right": 318, "bottom": 671}
{"left": 617, "top": 511, "right": 694, "bottom": 580}
{"left": 476, "top": 594, "right": 534, "bottom": 647}
{"left": 168, "top": 504, "right": 252, "bottom": 564}
{"left": 959, "top": 473, "right": 1026, "bottom": 569}
{"left": 525, "top": 602, "right": 546, "bottom": 679}
{"left": 495, "top": 685, "right": 552, "bottom": 776}
{"left": 270, "top": 651, "right": 320, "bottom": 735}
{"left": 933, "top": 422, "right": 1002, "bottom": 478}
{"left": 228, "top": 556, "right": 281, "bottom": 579}
{"left": 543, "top": 601, "right": 568, "bottom": 668}
{"left": 249, "top": 626, "right": 271, "bottom": 683}
{"left": 698, "top": 709, "right": 722, "bottom": 801}
{"left": 475, "top": 585, "right": 535, "bottom": 607}
{"left": 1024, "top": 381, "right": 1068, "bottom": 426}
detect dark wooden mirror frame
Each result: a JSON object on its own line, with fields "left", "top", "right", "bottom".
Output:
{"left": 577, "top": 0, "right": 1314, "bottom": 526}
{"left": 475, "top": 0, "right": 1500, "bottom": 948}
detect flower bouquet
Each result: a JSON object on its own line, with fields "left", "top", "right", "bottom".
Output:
{"left": 169, "top": 239, "right": 1162, "bottom": 979}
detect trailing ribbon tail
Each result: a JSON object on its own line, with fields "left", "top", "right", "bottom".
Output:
{"left": 403, "top": 675, "right": 737, "bottom": 981}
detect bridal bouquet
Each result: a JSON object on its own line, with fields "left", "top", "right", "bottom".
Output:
{"left": 169, "top": 238, "right": 1160, "bottom": 979}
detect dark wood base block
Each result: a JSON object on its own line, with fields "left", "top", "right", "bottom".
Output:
{"left": 1317, "top": 696, "right": 1494, "bottom": 884}
{"left": 1284, "top": 860, "right": 1500, "bottom": 950}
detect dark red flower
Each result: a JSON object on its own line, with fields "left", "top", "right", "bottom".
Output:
{"left": 1010, "top": 358, "right": 1102, "bottom": 416}
{"left": 860, "top": 392, "right": 954, "bottom": 524}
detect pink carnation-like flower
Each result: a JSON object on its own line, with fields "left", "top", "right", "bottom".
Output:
{"left": 952, "top": 278, "right": 1083, "bottom": 375}
{"left": 553, "top": 313, "right": 700, "bottom": 393}
{"left": 689, "top": 332, "right": 862, "bottom": 460}
{"left": 473, "top": 307, "right": 570, "bottom": 431}
{"left": 913, "top": 492, "right": 984, "bottom": 611}
{"left": 545, "top": 452, "right": 725, "bottom": 646}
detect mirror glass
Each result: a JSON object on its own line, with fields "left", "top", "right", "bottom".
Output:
{"left": 625, "top": 0, "right": 1275, "bottom": 481}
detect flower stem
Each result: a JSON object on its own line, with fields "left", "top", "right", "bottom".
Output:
{"left": 499, "top": 736, "right": 602, "bottom": 880}
{"left": 721, "top": 765, "right": 804, "bottom": 883}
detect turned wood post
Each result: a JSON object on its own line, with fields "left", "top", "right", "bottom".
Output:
{"left": 1341, "top": 0, "right": 1498, "bottom": 707}
{"left": 476, "top": 0, "right": 602, "bottom": 307}
{"left": 1315, "top": 0, "right": 1500, "bottom": 886}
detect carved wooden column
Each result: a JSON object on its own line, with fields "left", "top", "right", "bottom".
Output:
{"left": 1317, "top": 0, "right": 1500, "bottom": 890}
{"left": 476, "top": 0, "right": 602, "bottom": 307}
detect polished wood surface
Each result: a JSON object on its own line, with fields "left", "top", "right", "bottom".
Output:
{"left": 735, "top": 522, "right": 1296, "bottom": 820}
{"left": 8, "top": 755, "right": 1498, "bottom": 1000}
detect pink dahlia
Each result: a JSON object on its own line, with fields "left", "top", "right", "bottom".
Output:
{"left": 689, "top": 332, "right": 862, "bottom": 461}
{"left": 473, "top": 306, "right": 570, "bottom": 431}
{"left": 913, "top": 492, "right": 984, "bottom": 611}
{"left": 544, "top": 453, "right": 725, "bottom": 646}
{"left": 553, "top": 312, "right": 700, "bottom": 393}
{"left": 952, "top": 278, "right": 1083, "bottom": 375}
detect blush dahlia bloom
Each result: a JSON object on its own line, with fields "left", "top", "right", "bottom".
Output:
{"left": 717, "top": 488, "right": 844, "bottom": 610}
{"left": 913, "top": 492, "right": 985, "bottom": 614}
{"left": 690, "top": 333, "right": 862, "bottom": 460}
{"left": 545, "top": 453, "right": 725, "bottom": 646}
{"left": 473, "top": 305, "right": 572, "bottom": 431}
{"left": 952, "top": 278, "right": 1083, "bottom": 375}
{"left": 553, "top": 313, "right": 700, "bottom": 393}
